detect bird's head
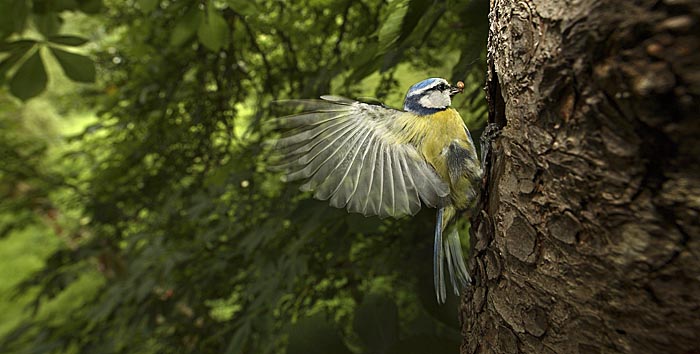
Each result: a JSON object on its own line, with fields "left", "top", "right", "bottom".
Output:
{"left": 403, "top": 78, "right": 464, "bottom": 116}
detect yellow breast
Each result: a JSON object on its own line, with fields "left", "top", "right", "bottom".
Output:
{"left": 417, "top": 109, "right": 468, "bottom": 181}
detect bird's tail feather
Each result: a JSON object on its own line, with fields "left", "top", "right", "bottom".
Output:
{"left": 447, "top": 227, "right": 471, "bottom": 290}
{"left": 433, "top": 208, "right": 446, "bottom": 303}
{"left": 434, "top": 207, "right": 472, "bottom": 303}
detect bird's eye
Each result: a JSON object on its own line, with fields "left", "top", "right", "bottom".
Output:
{"left": 437, "top": 83, "right": 448, "bottom": 91}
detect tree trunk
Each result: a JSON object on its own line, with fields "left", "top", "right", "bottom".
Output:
{"left": 462, "top": 1, "right": 700, "bottom": 353}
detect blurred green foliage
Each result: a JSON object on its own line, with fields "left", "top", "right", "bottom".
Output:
{"left": 0, "top": 0, "right": 488, "bottom": 353}
{"left": 0, "top": 0, "right": 98, "bottom": 100}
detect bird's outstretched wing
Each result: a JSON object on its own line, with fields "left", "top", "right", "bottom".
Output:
{"left": 271, "top": 95, "right": 449, "bottom": 218}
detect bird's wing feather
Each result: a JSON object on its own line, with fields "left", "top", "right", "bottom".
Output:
{"left": 272, "top": 96, "right": 449, "bottom": 218}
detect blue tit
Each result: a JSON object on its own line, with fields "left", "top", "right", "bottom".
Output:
{"left": 272, "top": 78, "right": 482, "bottom": 303}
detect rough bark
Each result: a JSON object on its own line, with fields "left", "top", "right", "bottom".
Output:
{"left": 462, "top": 1, "right": 700, "bottom": 353}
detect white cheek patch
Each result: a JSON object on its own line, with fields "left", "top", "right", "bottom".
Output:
{"left": 418, "top": 91, "right": 451, "bottom": 109}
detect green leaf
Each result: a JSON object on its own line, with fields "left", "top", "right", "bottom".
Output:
{"left": 197, "top": 6, "right": 229, "bottom": 52}
{"left": 353, "top": 293, "right": 400, "bottom": 353}
{"left": 400, "top": 0, "right": 432, "bottom": 40}
{"left": 0, "top": 1, "right": 29, "bottom": 39}
{"left": 49, "top": 47, "right": 95, "bottom": 83}
{"left": 9, "top": 50, "right": 47, "bottom": 100}
{"left": 169, "top": 6, "right": 202, "bottom": 47}
{"left": 33, "top": 12, "right": 62, "bottom": 36}
{"left": 227, "top": 0, "right": 257, "bottom": 17}
{"left": 377, "top": 0, "right": 410, "bottom": 50}
{"left": 138, "top": 0, "right": 159, "bottom": 13}
{"left": 0, "top": 43, "right": 33, "bottom": 82}
{"left": 48, "top": 35, "right": 89, "bottom": 46}
{"left": 0, "top": 39, "right": 36, "bottom": 52}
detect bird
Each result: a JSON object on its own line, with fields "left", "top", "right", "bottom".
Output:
{"left": 271, "top": 78, "right": 482, "bottom": 303}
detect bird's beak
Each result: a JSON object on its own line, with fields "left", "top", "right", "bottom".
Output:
{"left": 449, "top": 81, "right": 465, "bottom": 96}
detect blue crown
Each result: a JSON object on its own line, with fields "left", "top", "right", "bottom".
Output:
{"left": 407, "top": 78, "right": 442, "bottom": 95}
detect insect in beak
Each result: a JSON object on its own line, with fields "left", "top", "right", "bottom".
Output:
{"left": 449, "top": 81, "right": 465, "bottom": 96}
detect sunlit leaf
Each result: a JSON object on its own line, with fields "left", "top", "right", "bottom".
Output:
{"left": 49, "top": 47, "right": 95, "bottom": 82}
{"left": 9, "top": 50, "right": 47, "bottom": 100}
{"left": 197, "top": 5, "right": 229, "bottom": 52}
